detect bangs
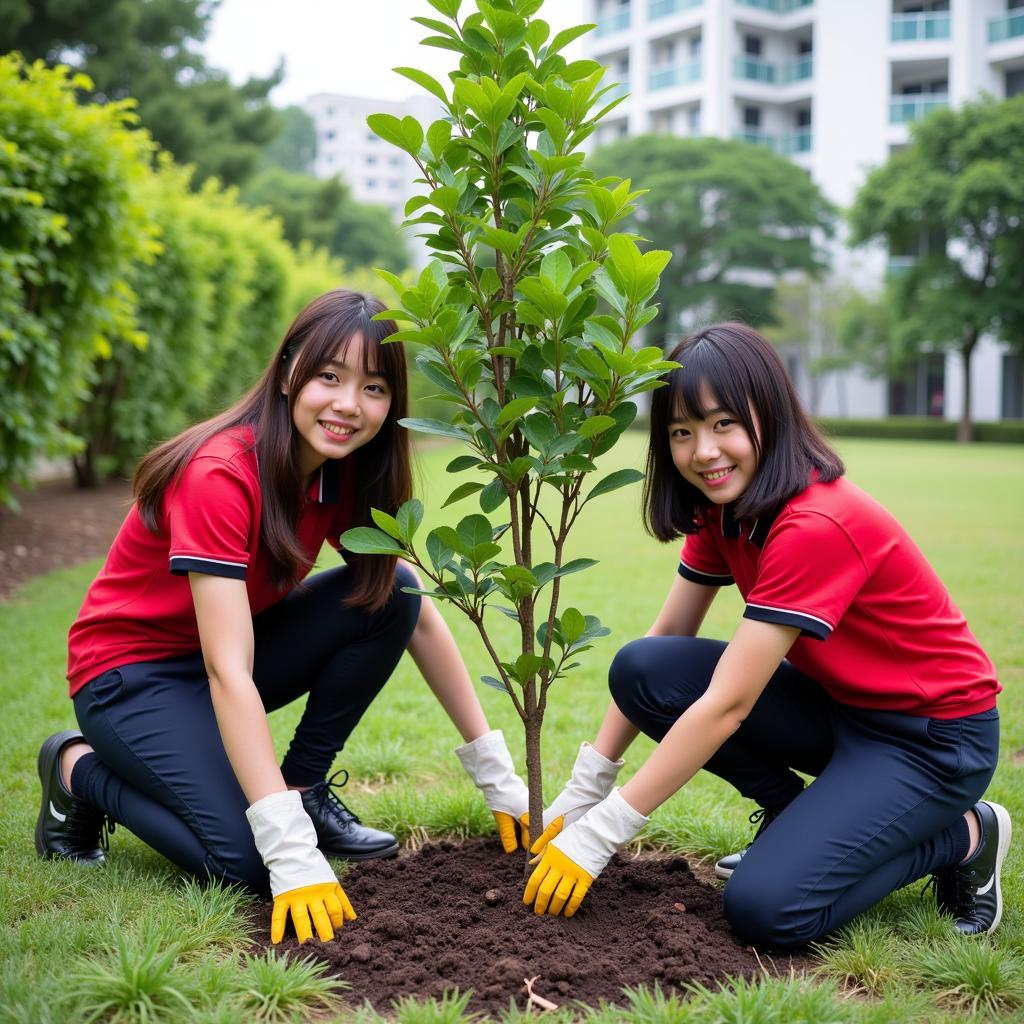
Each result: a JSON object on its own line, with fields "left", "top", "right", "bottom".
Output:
{"left": 666, "top": 335, "right": 757, "bottom": 429}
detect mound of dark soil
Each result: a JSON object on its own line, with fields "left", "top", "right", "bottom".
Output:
{"left": 253, "top": 838, "right": 796, "bottom": 1017}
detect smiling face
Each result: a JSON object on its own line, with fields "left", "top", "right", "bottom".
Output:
{"left": 668, "top": 384, "right": 759, "bottom": 505}
{"left": 288, "top": 332, "right": 392, "bottom": 478}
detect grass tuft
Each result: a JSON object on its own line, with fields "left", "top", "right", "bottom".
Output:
{"left": 391, "top": 989, "right": 478, "bottom": 1023}
{"left": 813, "top": 920, "right": 904, "bottom": 995}
{"left": 912, "top": 937, "right": 1024, "bottom": 1015}
{"left": 235, "top": 949, "right": 347, "bottom": 1021}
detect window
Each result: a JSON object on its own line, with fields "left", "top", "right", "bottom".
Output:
{"left": 366, "top": 178, "right": 377, "bottom": 189}
{"left": 797, "top": 37, "right": 813, "bottom": 55}
{"left": 366, "top": 132, "right": 377, "bottom": 142}
{"left": 326, "top": 106, "right": 335, "bottom": 116}
{"left": 389, "top": 156, "right": 401, "bottom": 166}
{"left": 366, "top": 155, "right": 378, "bottom": 165}
{"left": 1007, "top": 69, "right": 1024, "bottom": 98}
{"left": 743, "top": 105, "right": 761, "bottom": 128}
{"left": 744, "top": 35, "right": 762, "bottom": 56}
{"left": 796, "top": 108, "right": 812, "bottom": 127}
{"left": 887, "top": 354, "right": 945, "bottom": 416}
{"left": 689, "top": 33, "right": 702, "bottom": 56}
{"left": 687, "top": 105, "right": 701, "bottom": 134}
{"left": 325, "top": 130, "right": 336, "bottom": 141}
{"left": 1003, "top": 354, "right": 1024, "bottom": 419}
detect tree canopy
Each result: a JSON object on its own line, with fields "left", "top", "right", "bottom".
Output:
{"left": 588, "top": 134, "right": 835, "bottom": 345}
{"left": 240, "top": 169, "right": 410, "bottom": 273}
{"left": 0, "top": 0, "right": 282, "bottom": 187}
{"left": 849, "top": 94, "right": 1024, "bottom": 441}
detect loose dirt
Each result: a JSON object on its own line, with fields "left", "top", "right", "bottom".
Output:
{"left": 253, "top": 838, "right": 809, "bottom": 1018}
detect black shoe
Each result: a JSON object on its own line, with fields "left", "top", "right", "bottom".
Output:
{"left": 715, "top": 804, "right": 785, "bottom": 880}
{"left": 300, "top": 769, "right": 399, "bottom": 861}
{"left": 932, "top": 801, "right": 1011, "bottom": 935}
{"left": 35, "top": 730, "right": 108, "bottom": 865}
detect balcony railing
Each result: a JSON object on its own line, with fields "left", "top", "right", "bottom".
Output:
{"left": 649, "top": 59, "right": 703, "bottom": 90}
{"left": 887, "top": 256, "right": 917, "bottom": 277}
{"left": 781, "top": 55, "right": 813, "bottom": 82}
{"left": 780, "top": 129, "right": 812, "bottom": 153}
{"left": 733, "top": 129, "right": 777, "bottom": 149}
{"left": 889, "top": 94, "right": 949, "bottom": 123}
{"left": 735, "top": 0, "right": 812, "bottom": 11}
{"left": 595, "top": 7, "right": 630, "bottom": 37}
{"left": 989, "top": 12, "right": 1024, "bottom": 43}
{"left": 734, "top": 55, "right": 776, "bottom": 83}
{"left": 648, "top": 0, "right": 702, "bottom": 19}
{"left": 891, "top": 11, "right": 951, "bottom": 42}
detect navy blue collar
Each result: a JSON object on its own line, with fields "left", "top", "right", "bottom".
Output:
{"left": 309, "top": 460, "right": 343, "bottom": 504}
{"left": 722, "top": 503, "right": 775, "bottom": 549}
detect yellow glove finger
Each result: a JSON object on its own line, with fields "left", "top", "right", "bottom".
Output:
{"left": 291, "top": 900, "right": 313, "bottom": 945}
{"left": 309, "top": 898, "right": 335, "bottom": 943}
{"left": 523, "top": 854, "right": 550, "bottom": 907}
{"left": 564, "top": 875, "right": 592, "bottom": 918}
{"left": 323, "top": 889, "right": 345, "bottom": 930}
{"left": 548, "top": 876, "right": 576, "bottom": 917}
{"left": 493, "top": 811, "right": 519, "bottom": 853}
{"left": 518, "top": 813, "right": 530, "bottom": 849}
{"left": 336, "top": 883, "right": 358, "bottom": 922}
{"left": 529, "top": 814, "right": 565, "bottom": 855}
{"left": 270, "top": 897, "right": 288, "bottom": 944}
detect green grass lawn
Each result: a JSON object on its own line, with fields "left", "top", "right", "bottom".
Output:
{"left": 2, "top": 436, "right": 1022, "bottom": 1023}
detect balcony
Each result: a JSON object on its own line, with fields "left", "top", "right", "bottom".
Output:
{"left": 780, "top": 129, "right": 812, "bottom": 154}
{"left": 735, "top": 0, "right": 812, "bottom": 11}
{"left": 989, "top": 12, "right": 1024, "bottom": 43}
{"left": 605, "top": 78, "right": 631, "bottom": 100}
{"left": 595, "top": 7, "right": 630, "bottom": 37}
{"left": 891, "top": 11, "right": 951, "bottom": 42}
{"left": 887, "top": 256, "right": 917, "bottom": 277}
{"left": 733, "top": 129, "right": 777, "bottom": 149}
{"left": 649, "top": 0, "right": 702, "bottom": 19}
{"left": 889, "top": 94, "right": 949, "bottom": 123}
{"left": 781, "top": 55, "right": 813, "bottom": 82}
{"left": 734, "top": 55, "right": 777, "bottom": 83}
{"left": 649, "top": 59, "right": 702, "bottom": 90}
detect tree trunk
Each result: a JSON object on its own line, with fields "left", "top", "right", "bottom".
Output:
{"left": 71, "top": 443, "right": 97, "bottom": 489}
{"left": 957, "top": 330, "right": 977, "bottom": 444}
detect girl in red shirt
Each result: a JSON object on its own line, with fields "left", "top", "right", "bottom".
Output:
{"left": 37, "top": 289, "right": 529, "bottom": 946}
{"left": 524, "top": 322, "right": 1008, "bottom": 946}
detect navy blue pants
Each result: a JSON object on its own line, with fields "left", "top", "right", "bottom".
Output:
{"left": 71, "top": 565, "right": 420, "bottom": 895}
{"left": 608, "top": 636, "right": 999, "bottom": 948}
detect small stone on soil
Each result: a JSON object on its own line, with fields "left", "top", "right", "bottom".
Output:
{"left": 484, "top": 888, "right": 502, "bottom": 905}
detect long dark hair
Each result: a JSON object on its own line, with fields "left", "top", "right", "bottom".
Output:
{"left": 644, "top": 322, "right": 843, "bottom": 541}
{"left": 135, "top": 289, "right": 410, "bottom": 610}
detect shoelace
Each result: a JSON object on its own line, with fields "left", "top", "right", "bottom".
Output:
{"left": 64, "top": 800, "right": 115, "bottom": 851}
{"left": 748, "top": 805, "right": 780, "bottom": 841}
{"left": 308, "top": 769, "right": 362, "bottom": 825}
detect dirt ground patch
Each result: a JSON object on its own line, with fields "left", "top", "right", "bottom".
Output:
{"left": 254, "top": 838, "right": 810, "bottom": 1018}
{"left": 0, "top": 478, "right": 133, "bottom": 601}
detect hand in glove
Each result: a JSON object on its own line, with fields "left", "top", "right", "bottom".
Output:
{"left": 530, "top": 742, "right": 623, "bottom": 854}
{"left": 455, "top": 729, "right": 529, "bottom": 852}
{"left": 246, "top": 790, "right": 357, "bottom": 943}
{"left": 524, "top": 788, "right": 648, "bottom": 917}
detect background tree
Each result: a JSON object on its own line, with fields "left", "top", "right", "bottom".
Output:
{"left": 849, "top": 95, "right": 1024, "bottom": 442}
{"left": 240, "top": 169, "right": 410, "bottom": 273}
{"left": 588, "top": 134, "right": 834, "bottom": 346}
{"left": 262, "top": 105, "right": 318, "bottom": 174}
{"left": 340, "top": 0, "right": 673, "bottom": 846}
{"left": 0, "top": 0, "right": 282, "bottom": 187}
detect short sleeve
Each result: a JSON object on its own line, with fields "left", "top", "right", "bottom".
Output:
{"left": 167, "top": 457, "right": 254, "bottom": 579}
{"left": 678, "top": 526, "right": 734, "bottom": 587}
{"left": 744, "top": 511, "right": 868, "bottom": 640}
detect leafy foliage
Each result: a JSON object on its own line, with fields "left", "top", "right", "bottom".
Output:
{"left": 0, "top": 55, "right": 157, "bottom": 505}
{"left": 848, "top": 95, "right": 1024, "bottom": 441}
{"left": 341, "top": 0, "right": 673, "bottom": 837}
{"left": 589, "top": 134, "right": 835, "bottom": 343}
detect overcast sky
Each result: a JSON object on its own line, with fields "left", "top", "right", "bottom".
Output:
{"left": 205, "top": 0, "right": 587, "bottom": 107}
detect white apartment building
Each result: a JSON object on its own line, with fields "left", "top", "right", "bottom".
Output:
{"left": 304, "top": 92, "right": 442, "bottom": 236}
{"left": 583, "top": 0, "right": 1024, "bottom": 420}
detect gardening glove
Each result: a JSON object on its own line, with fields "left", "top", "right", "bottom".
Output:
{"left": 524, "top": 788, "right": 648, "bottom": 917}
{"left": 246, "top": 789, "right": 357, "bottom": 944}
{"left": 530, "top": 742, "right": 624, "bottom": 854}
{"left": 455, "top": 729, "right": 530, "bottom": 853}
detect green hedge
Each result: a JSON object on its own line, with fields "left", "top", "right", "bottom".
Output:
{"left": 816, "top": 417, "right": 1024, "bottom": 443}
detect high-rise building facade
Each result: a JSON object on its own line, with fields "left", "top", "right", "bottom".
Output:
{"left": 583, "top": 0, "right": 1024, "bottom": 420}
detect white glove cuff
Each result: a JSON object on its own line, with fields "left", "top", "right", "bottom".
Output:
{"left": 576, "top": 741, "right": 624, "bottom": 781}
{"left": 246, "top": 790, "right": 337, "bottom": 897}
{"left": 455, "top": 729, "right": 529, "bottom": 816}
{"left": 552, "top": 788, "right": 649, "bottom": 878}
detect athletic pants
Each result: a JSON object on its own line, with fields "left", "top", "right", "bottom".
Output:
{"left": 608, "top": 636, "right": 999, "bottom": 948}
{"left": 71, "top": 565, "right": 420, "bottom": 895}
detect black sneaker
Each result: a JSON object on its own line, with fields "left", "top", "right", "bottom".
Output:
{"left": 35, "top": 730, "right": 107, "bottom": 865}
{"left": 715, "top": 805, "right": 783, "bottom": 880}
{"left": 932, "top": 801, "right": 1011, "bottom": 935}
{"left": 300, "top": 769, "right": 399, "bottom": 860}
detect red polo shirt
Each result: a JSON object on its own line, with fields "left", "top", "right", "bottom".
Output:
{"left": 67, "top": 427, "right": 354, "bottom": 696}
{"left": 678, "top": 477, "right": 998, "bottom": 718}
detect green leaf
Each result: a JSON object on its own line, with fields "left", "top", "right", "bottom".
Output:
{"left": 426, "top": 531, "right": 454, "bottom": 572}
{"left": 479, "top": 477, "right": 506, "bottom": 513}
{"left": 366, "top": 113, "right": 406, "bottom": 149}
{"left": 560, "top": 607, "right": 585, "bottom": 645}
{"left": 514, "top": 654, "right": 547, "bottom": 682}
{"left": 577, "top": 414, "right": 616, "bottom": 438}
{"left": 433, "top": 525, "right": 467, "bottom": 558}
{"left": 481, "top": 675, "right": 510, "bottom": 692}
{"left": 496, "top": 396, "right": 537, "bottom": 425}
{"left": 457, "top": 514, "right": 494, "bottom": 552}
{"left": 394, "top": 67, "right": 450, "bottom": 106}
{"left": 547, "top": 23, "right": 595, "bottom": 56}
{"left": 587, "top": 468, "right": 644, "bottom": 501}
{"left": 370, "top": 509, "right": 403, "bottom": 540}
{"left": 447, "top": 454, "right": 484, "bottom": 473}
{"left": 443, "top": 481, "right": 485, "bottom": 507}
{"left": 339, "top": 527, "right": 404, "bottom": 556}
{"left": 554, "top": 558, "right": 598, "bottom": 578}
{"left": 399, "top": 417, "right": 472, "bottom": 441}
{"left": 397, "top": 499, "right": 424, "bottom": 541}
